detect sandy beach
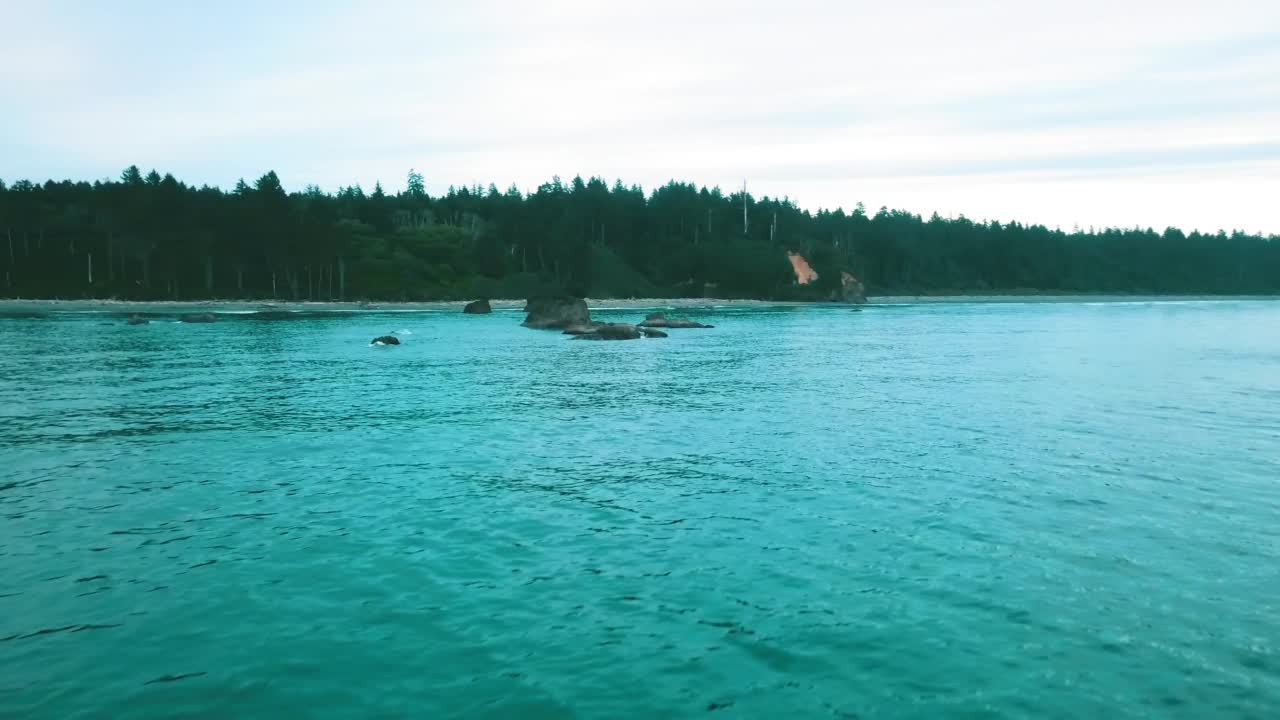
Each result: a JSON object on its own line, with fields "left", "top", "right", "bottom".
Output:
{"left": 0, "top": 294, "right": 1276, "bottom": 316}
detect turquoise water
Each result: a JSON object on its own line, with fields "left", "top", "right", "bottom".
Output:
{"left": 2, "top": 301, "right": 1279, "bottom": 719}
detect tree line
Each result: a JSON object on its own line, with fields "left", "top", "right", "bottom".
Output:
{"left": 1, "top": 167, "right": 1276, "bottom": 301}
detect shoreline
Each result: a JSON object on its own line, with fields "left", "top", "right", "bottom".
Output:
{"left": 1, "top": 294, "right": 1277, "bottom": 315}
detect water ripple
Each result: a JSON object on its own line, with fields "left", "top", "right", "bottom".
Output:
{"left": 1, "top": 302, "right": 1279, "bottom": 718}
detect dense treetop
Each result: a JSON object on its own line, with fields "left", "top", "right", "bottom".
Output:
{"left": 1, "top": 167, "right": 1276, "bottom": 300}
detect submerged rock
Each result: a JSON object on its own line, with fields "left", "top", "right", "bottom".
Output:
{"left": 638, "top": 313, "right": 713, "bottom": 329}
{"left": 639, "top": 327, "right": 668, "bottom": 338}
{"left": 572, "top": 323, "right": 642, "bottom": 341}
{"left": 463, "top": 299, "right": 492, "bottom": 314}
{"left": 126, "top": 315, "right": 149, "bottom": 325}
{"left": 371, "top": 335, "right": 400, "bottom": 346}
{"left": 179, "top": 313, "right": 216, "bottom": 323}
{"left": 523, "top": 296, "right": 591, "bottom": 330}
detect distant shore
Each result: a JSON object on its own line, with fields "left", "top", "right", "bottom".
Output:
{"left": 1, "top": 294, "right": 1277, "bottom": 315}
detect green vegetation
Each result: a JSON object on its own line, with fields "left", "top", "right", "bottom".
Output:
{"left": 1, "top": 167, "right": 1276, "bottom": 300}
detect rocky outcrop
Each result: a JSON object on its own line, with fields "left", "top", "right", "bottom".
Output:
{"left": 179, "top": 313, "right": 216, "bottom": 323}
{"left": 562, "top": 322, "right": 603, "bottom": 335}
{"left": 639, "top": 327, "right": 668, "bottom": 338}
{"left": 463, "top": 299, "right": 492, "bottom": 314}
{"left": 639, "top": 313, "right": 713, "bottom": 329}
{"left": 371, "top": 335, "right": 400, "bottom": 345}
{"left": 523, "top": 296, "right": 590, "bottom": 329}
{"left": 126, "top": 315, "right": 149, "bottom": 325}
{"left": 835, "top": 272, "right": 867, "bottom": 304}
{"left": 571, "top": 323, "right": 642, "bottom": 341}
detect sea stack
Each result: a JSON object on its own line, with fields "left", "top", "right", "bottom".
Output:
{"left": 463, "top": 299, "right": 492, "bottom": 314}
{"left": 522, "top": 296, "right": 591, "bottom": 330}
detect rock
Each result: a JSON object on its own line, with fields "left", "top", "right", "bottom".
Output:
{"left": 463, "top": 299, "right": 492, "bottom": 314}
{"left": 638, "top": 315, "right": 713, "bottom": 329}
{"left": 523, "top": 296, "right": 591, "bottom": 330}
{"left": 572, "top": 323, "right": 642, "bottom": 341}
{"left": 834, "top": 271, "right": 867, "bottom": 304}
{"left": 179, "top": 313, "right": 216, "bottom": 323}
{"left": 126, "top": 315, "right": 149, "bottom": 325}
{"left": 639, "top": 327, "right": 668, "bottom": 338}
{"left": 562, "top": 322, "right": 604, "bottom": 335}
{"left": 371, "top": 335, "right": 400, "bottom": 345}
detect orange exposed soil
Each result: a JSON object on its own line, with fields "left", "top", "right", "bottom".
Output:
{"left": 787, "top": 252, "right": 818, "bottom": 285}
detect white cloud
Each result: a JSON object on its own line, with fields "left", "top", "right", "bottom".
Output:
{"left": 3, "top": 0, "right": 1278, "bottom": 233}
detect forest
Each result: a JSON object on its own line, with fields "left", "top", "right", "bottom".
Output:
{"left": 1, "top": 167, "right": 1277, "bottom": 301}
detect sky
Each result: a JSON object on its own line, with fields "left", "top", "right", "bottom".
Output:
{"left": 3, "top": 0, "right": 1279, "bottom": 234}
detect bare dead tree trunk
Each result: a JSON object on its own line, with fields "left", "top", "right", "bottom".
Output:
{"left": 87, "top": 253, "right": 93, "bottom": 284}
{"left": 271, "top": 270, "right": 277, "bottom": 297}
{"left": 742, "top": 181, "right": 749, "bottom": 236}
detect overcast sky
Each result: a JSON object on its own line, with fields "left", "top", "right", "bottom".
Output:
{"left": 3, "top": 0, "right": 1278, "bottom": 233}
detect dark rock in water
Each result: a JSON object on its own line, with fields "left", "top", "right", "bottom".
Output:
{"left": 572, "top": 322, "right": 642, "bottom": 341}
{"left": 639, "top": 327, "right": 668, "bottom": 338}
{"left": 523, "top": 296, "right": 590, "bottom": 330}
{"left": 639, "top": 313, "right": 713, "bottom": 329}
{"left": 126, "top": 315, "right": 149, "bottom": 325}
{"left": 371, "top": 335, "right": 400, "bottom": 345}
{"left": 463, "top": 299, "right": 492, "bottom": 314}
{"left": 563, "top": 322, "right": 604, "bottom": 335}
{"left": 179, "top": 313, "right": 216, "bottom": 323}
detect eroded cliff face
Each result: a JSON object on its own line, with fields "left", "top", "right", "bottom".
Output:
{"left": 787, "top": 252, "right": 819, "bottom": 285}
{"left": 840, "top": 271, "right": 867, "bottom": 304}
{"left": 787, "top": 251, "right": 866, "bottom": 303}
